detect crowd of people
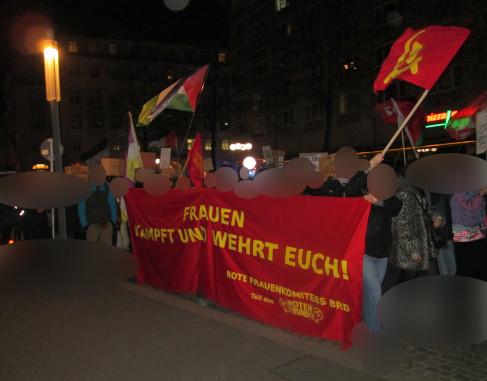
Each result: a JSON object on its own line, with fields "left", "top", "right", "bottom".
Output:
{"left": 306, "top": 153, "right": 487, "bottom": 332}
{"left": 1, "top": 154, "right": 486, "bottom": 334}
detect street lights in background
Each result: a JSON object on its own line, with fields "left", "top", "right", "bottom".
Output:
{"left": 43, "top": 40, "right": 67, "bottom": 239}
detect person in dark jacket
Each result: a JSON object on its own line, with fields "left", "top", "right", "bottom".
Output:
{"left": 21, "top": 209, "right": 51, "bottom": 240}
{"left": 430, "top": 192, "right": 455, "bottom": 275}
{"left": 362, "top": 193, "right": 402, "bottom": 332}
{"left": 306, "top": 170, "right": 368, "bottom": 197}
{"left": 77, "top": 182, "right": 118, "bottom": 246}
{"left": 306, "top": 152, "right": 402, "bottom": 331}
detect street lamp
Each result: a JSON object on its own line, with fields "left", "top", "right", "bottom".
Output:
{"left": 243, "top": 156, "right": 257, "bottom": 170}
{"left": 43, "top": 39, "right": 67, "bottom": 239}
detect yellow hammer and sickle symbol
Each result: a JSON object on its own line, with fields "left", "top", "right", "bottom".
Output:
{"left": 384, "top": 29, "right": 425, "bottom": 85}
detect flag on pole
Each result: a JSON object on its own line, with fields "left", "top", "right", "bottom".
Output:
{"left": 391, "top": 99, "right": 424, "bottom": 146}
{"left": 126, "top": 112, "right": 143, "bottom": 182}
{"left": 137, "top": 65, "right": 209, "bottom": 126}
{"left": 374, "top": 26, "right": 470, "bottom": 92}
{"left": 446, "top": 90, "right": 487, "bottom": 140}
{"left": 377, "top": 100, "right": 425, "bottom": 146}
{"left": 186, "top": 133, "right": 204, "bottom": 187}
{"left": 163, "top": 130, "right": 178, "bottom": 150}
{"left": 376, "top": 100, "right": 398, "bottom": 125}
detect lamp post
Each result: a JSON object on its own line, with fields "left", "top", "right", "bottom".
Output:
{"left": 43, "top": 40, "right": 67, "bottom": 239}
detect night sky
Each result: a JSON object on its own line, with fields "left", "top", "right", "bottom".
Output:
{"left": 0, "top": 0, "right": 229, "bottom": 114}
{"left": 1, "top": 0, "right": 230, "bottom": 47}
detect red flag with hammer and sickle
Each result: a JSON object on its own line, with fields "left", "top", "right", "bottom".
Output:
{"left": 186, "top": 132, "right": 204, "bottom": 187}
{"left": 374, "top": 26, "right": 470, "bottom": 92}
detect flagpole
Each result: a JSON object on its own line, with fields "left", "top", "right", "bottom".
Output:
{"left": 391, "top": 97, "right": 420, "bottom": 160}
{"left": 401, "top": 130, "right": 407, "bottom": 166}
{"left": 179, "top": 155, "right": 191, "bottom": 178}
{"left": 177, "top": 65, "right": 211, "bottom": 165}
{"left": 382, "top": 89, "right": 429, "bottom": 156}
{"left": 403, "top": 126, "right": 420, "bottom": 159}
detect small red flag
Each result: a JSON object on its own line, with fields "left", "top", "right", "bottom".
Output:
{"left": 376, "top": 101, "right": 398, "bottom": 125}
{"left": 377, "top": 100, "right": 425, "bottom": 146}
{"left": 163, "top": 130, "right": 178, "bottom": 150}
{"left": 186, "top": 133, "right": 204, "bottom": 187}
{"left": 374, "top": 26, "right": 470, "bottom": 92}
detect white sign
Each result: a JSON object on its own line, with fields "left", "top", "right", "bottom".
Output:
{"left": 262, "top": 146, "right": 273, "bottom": 166}
{"left": 160, "top": 148, "right": 172, "bottom": 169}
{"left": 40, "top": 138, "right": 64, "bottom": 162}
{"left": 476, "top": 109, "right": 487, "bottom": 155}
{"left": 299, "top": 152, "right": 328, "bottom": 172}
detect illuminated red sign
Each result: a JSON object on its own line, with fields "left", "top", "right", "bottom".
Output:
{"left": 426, "top": 110, "right": 458, "bottom": 123}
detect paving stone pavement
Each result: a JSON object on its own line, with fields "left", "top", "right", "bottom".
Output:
{"left": 140, "top": 282, "right": 487, "bottom": 381}
{"left": 384, "top": 341, "right": 487, "bottom": 381}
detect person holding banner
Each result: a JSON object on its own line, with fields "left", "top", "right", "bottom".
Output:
{"left": 306, "top": 151, "right": 402, "bottom": 332}
{"left": 362, "top": 193, "right": 402, "bottom": 332}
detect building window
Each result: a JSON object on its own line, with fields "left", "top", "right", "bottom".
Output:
{"left": 90, "top": 113, "right": 104, "bottom": 129}
{"left": 30, "top": 119, "right": 44, "bottom": 131}
{"left": 204, "top": 140, "right": 212, "bottom": 151}
{"left": 306, "top": 102, "right": 323, "bottom": 121}
{"left": 282, "top": 109, "right": 293, "bottom": 125}
{"left": 112, "top": 145, "right": 121, "bottom": 151}
{"left": 376, "top": 43, "right": 393, "bottom": 66}
{"left": 218, "top": 52, "right": 227, "bottom": 63}
{"left": 71, "top": 115, "right": 82, "bottom": 130}
{"left": 338, "top": 93, "right": 359, "bottom": 115}
{"left": 68, "top": 41, "right": 78, "bottom": 53}
{"left": 69, "top": 66, "right": 80, "bottom": 77}
{"left": 342, "top": 57, "right": 359, "bottom": 74}
{"left": 69, "top": 90, "right": 81, "bottom": 103}
{"left": 253, "top": 63, "right": 266, "bottom": 78}
{"left": 187, "top": 139, "right": 194, "bottom": 150}
{"left": 111, "top": 117, "right": 123, "bottom": 130}
{"left": 108, "top": 43, "right": 118, "bottom": 55}
{"left": 72, "top": 140, "right": 82, "bottom": 152}
{"left": 374, "top": 1, "right": 399, "bottom": 27}
{"left": 432, "top": 65, "right": 462, "bottom": 93}
{"left": 89, "top": 42, "right": 98, "bottom": 54}
{"left": 279, "top": 22, "right": 293, "bottom": 36}
{"left": 221, "top": 140, "right": 229, "bottom": 151}
{"left": 255, "top": 117, "right": 266, "bottom": 134}
{"left": 379, "top": 81, "right": 407, "bottom": 102}
{"left": 221, "top": 121, "right": 230, "bottom": 130}
{"left": 275, "top": 0, "right": 290, "bottom": 12}
{"left": 453, "top": 65, "right": 463, "bottom": 87}
{"left": 88, "top": 89, "right": 103, "bottom": 108}
{"left": 90, "top": 66, "right": 100, "bottom": 78}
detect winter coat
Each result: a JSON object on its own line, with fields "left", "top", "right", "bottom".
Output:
{"left": 77, "top": 183, "right": 118, "bottom": 228}
{"left": 391, "top": 185, "right": 436, "bottom": 271}
{"left": 366, "top": 197, "right": 403, "bottom": 258}
{"left": 305, "top": 171, "right": 367, "bottom": 197}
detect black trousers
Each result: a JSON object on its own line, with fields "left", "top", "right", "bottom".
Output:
{"left": 381, "top": 259, "right": 438, "bottom": 295}
{"left": 454, "top": 239, "right": 487, "bottom": 281}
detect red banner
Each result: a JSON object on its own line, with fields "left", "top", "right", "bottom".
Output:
{"left": 125, "top": 188, "right": 371, "bottom": 347}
